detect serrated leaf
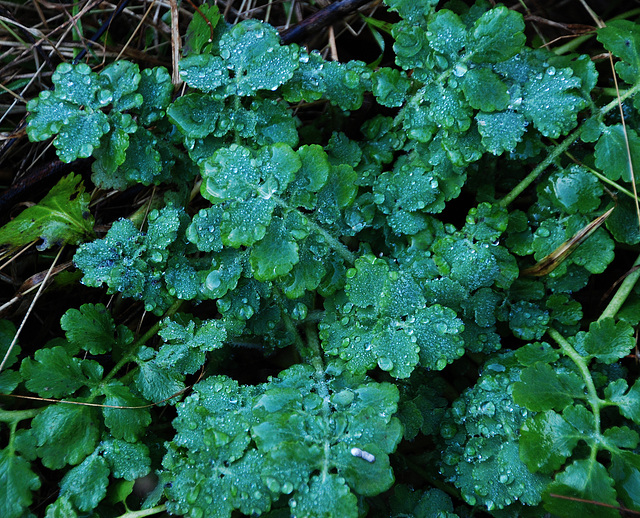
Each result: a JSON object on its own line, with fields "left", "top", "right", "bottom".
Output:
{"left": 609, "top": 450, "right": 640, "bottom": 511}
{"left": 384, "top": 0, "right": 438, "bottom": 26}
{"left": 509, "top": 300, "right": 549, "bottom": 340}
{"left": 461, "top": 68, "right": 510, "bottom": 112}
{"left": 520, "top": 410, "right": 582, "bottom": 473}
{"left": 541, "top": 166, "right": 603, "bottom": 214}
{"left": 60, "top": 303, "right": 118, "bottom": 355}
{"left": 32, "top": 404, "right": 100, "bottom": 469}
{"left": 91, "top": 125, "right": 132, "bottom": 190}
{"left": 119, "top": 127, "right": 165, "bottom": 185}
{"left": 515, "top": 342, "right": 560, "bottom": 367}
{"left": 0, "top": 173, "right": 94, "bottom": 251}
{"left": 512, "top": 362, "right": 584, "bottom": 412}
{"left": 20, "top": 346, "right": 98, "bottom": 398}
{"left": 522, "top": 66, "right": 585, "bottom": 138}
{"left": 594, "top": 124, "right": 640, "bottom": 183}
{"left": 321, "top": 60, "right": 370, "bottom": 111}
{"left": 287, "top": 144, "right": 331, "bottom": 209}
{"left": 426, "top": 9, "right": 466, "bottom": 61}
{"left": 543, "top": 459, "right": 619, "bottom": 518}
{"left": 345, "top": 255, "right": 389, "bottom": 310}
{"left": 135, "top": 355, "right": 185, "bottom": 405}
{"left": 597, "top": 20, "right": 640, "bottom": 84}
{"left": 0, "top": 448, "right": 41, "bottom": 518}
{"left": 186, "top": 206, "right": 225, "bottom": 252}
{"left": 44, "top": 496, "right": 77, "bottom": 518}
{"left": 574, "top": 318, "right": 635, "bottom": 364}
{"left": 606, "top": 196, "right": 640, "bottom": 245}
{"left": 370, "top": 319, "right": 420, "bottom": 378}
{"left": 469, "top": 6, "right": 525, "bottom": 63}
{"left": 101, "top": 383, "right": 152, "bottom": 441}
{"left": 414, "top": 304, "right": 465, "bottom": 371}
{"left": 372, "top": 67, "right": 411, "bottom": 108}
{"left": 59, "top": 451, "right": 109, "bottom": 512}
{"left": 434, "top": 237, "right": 499, "bottom": 291}
{"left": 99, "top": 60, "right": 143, "bottom": 111}
{"left": 102, "top": 439, "right": 151, "bottom": 480}
{"left": 604, "top": 378, "right": 640, "bottom": 423}
{"left": 167, "top": 93, "right": 223, "bottom": 138}
{"left": 137, "top": 66, "right": 173, "bottom": 125}
{"left": 250, "top": 216, "right": 299, "bottom": 281}
{"left": 293, "top": 474, "right": 358, "bottom": 518}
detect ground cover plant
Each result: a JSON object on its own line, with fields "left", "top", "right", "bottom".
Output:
{"left": 1, "top": 0, "right": 640, "bottom": 516}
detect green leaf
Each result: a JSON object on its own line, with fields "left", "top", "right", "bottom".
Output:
{"left": 512, "top": 362, "right": 584, "bottom": 412}
{"left": 20, "top": 346, "right": 99, "bottom": 398}
{"left": 119, "top": 127, "right": 168, "bottom": 185}
{"left": 384, "top": 0, "right": 438, "bottom": 26}
{"left": 0, "top": 320, "right": 21, "bottom": 394}
{"left": 461, "top": 68, "right": 510, "bottom": 112}
{"left": 134, "top": 354, "right": 185, "bottom": 406}
{"left": 594, "top": 124, "right": 640, "bottom": 183}
{"left": 44, "top": 496, "right": 77, "bottom": 518}
{"left": 179, "top": 53, "right": 228, "bottom": 93}
{"left": 184, "top": 3, "right": 222, "bottom": 55}
{"left": 597, "top": 20, "right": 640, "bottom": 84}
{"left": 293, "top": 474, "right": 358, "bottom": 518}
{"left": 609, "top": 450, "right": 640, "bottom": 510}
{"left": 372, "top": 67, "right": 411, "bottom": 108}
{"left": 425, "top": 10, "right": 466, "bottom": 61}
{"left": 32, "top": 404, "right": 100, "bottom": 469}
{"left": 433, "top": 236, "right": 499, "bottom": 291}
{"left": 201, "top": 143, "right": 300, "bottom": 202}
{"left": 180, "top": 20, "right": 299, "bottom": 98}
{"left": 345, "top": 255, "right": 389, "bottom": 310}
{"left": 60, "top": 303, "right": 120, "bottom": 355}
{"left": 604, "top": 378, "right": 640, "bottom": 423}
{"left": 137, "top": 66, "right": 173, "bottom": 125}
{"left": 0, "top": 173, "right": 94, "bottom": 250}
{"left": 522, "top": 66, "right": 585, "bottom": 138}
{"left": 98, "top": 60, "right": 143, "bottom": 111}
{"left": 250, "top": 216, "right": 299, "bottom": 281}
{"left": 520, "top": 410, "right": 582, "bottom": 473}
{"left": 540, "top": 166, "right": 603, "bottom": 215}
{"left": 186, "top": 206, "right": 225, "bottom": 252}
{"left": 469, "top": 6, "right": 525, "bottom": 63}
{"left": 101, "top": 383, "right": 152, "bottom": 442}
{"left": 0, "top": 448, "right": 41, "bottom": 518}
{"left": 167, "top": 93, "right": 223, "bottom": 138}
{"left": 508, "top": 300, "right": 550, "bottom": 340}
{"left": 543, "top": 459, "right": 619, "bottom": 518}
{"left": 606, "top": 196, "right": 640, "bottom": 245}
{"left": 573, "top": 318, "right": 635, "bottom": 364}
{"left": 59, "top": 451, "right": 109, "bottom": 512}
{"left": 102, "top": 439, "right": 151, "bottom": 480}
{"left": 414, "top": 304, "right": 465, "bottom": 371}
{"left": 287, "top": 144, "right": 331, "bottom": 209}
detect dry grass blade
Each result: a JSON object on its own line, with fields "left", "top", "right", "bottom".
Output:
{"left": 522, "top": 206, "right": 615, "bottom": 276}
{"left": 0, "top": 246, "right": 63, "bottom": 373}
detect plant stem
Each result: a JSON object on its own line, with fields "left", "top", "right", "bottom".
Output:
{"left": 599, "top": 252, "right": 640, "bottom": 321}
{"left": 499, "top": 80, "right": 640, "bottom": 208}
{"left": 101, "top": 300, "right": 184, "bottom": 385}
{"left": 498, "top": 129, "right": 582, "bottom": 208}
{"left": 0, "top": 407, "right": 42, "bottom": 424}
{"left": 548, "top": 327, "right": 601, "bottom": 432}
{"left": 116, "top": 505, "right": 166, "bottom": 518}
{"left": 272, "top": 193, "right": 356, "bottom": 264}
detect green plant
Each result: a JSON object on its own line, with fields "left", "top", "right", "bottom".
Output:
{"left": 2, "top": 1, "right": 640, "bottom": 517}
